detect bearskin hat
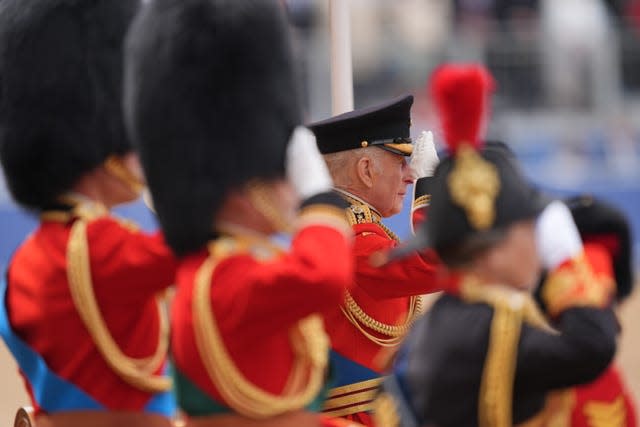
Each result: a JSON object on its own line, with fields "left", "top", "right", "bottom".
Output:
{"left": 0, "top": 0, "right": 139, "bottom": 210}
{"left": 566, "top": 195, "right": 634, "bottom": 301}
{"left": 124, "top": 0, "right": 302, "bottom": 255}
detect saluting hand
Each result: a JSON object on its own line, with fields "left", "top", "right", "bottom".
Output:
{"left": 410, "top": 130, "right": 439, "bottom": 179}
{"left": 535, "top": 200, "right": 583, "bottom": 270}
{"left": 286, "top": 126, "right": 334, "bottom": 199}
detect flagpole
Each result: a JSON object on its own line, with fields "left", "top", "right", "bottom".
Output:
{"left": 329, "top": 0, "right": 354, "bottom": 115}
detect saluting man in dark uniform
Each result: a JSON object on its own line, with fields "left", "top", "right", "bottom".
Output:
{"left": 379, "top": 64, "right": 619, "bottom": 427}
{"left": 124, "top": 1, "right": 359, "bottom": 426}
{"left": 0, "top": 1, "right": 177, "bottom": 425}
{"left": 308, "top": 96, "right": 442, "bottom": 426}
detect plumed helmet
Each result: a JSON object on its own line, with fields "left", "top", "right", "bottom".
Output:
{"left": 0, "top": 0, "right": 140, "bottom": 210}
{"left": 408, "top": 64, "right": 547, "bottom": 262}
{"left": 124, "top": 0, "right": 302, "bottom": 255}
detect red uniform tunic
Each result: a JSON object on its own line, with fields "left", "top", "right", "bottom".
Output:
{"left": 321, "top": 191, "right": 442, "bottom": 425}
{"left": 170, "top": 216, "right": 354, "bottom": 424}
{"left": 561, "top": 242, "right": 638, "bottom": 427}
{"left": 568, "top": 364, "right": 637, "bottom": 427}
{"left": 5, "top": 208, "right": 177, "bottom": 414}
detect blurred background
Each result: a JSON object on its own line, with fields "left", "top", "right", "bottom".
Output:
{"left": 1, "top": 0, "right": 639, "bottom": 422}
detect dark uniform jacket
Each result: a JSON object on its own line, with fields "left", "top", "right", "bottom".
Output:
{"left": 384, "top": 245, "right": 618, "bottom": 427}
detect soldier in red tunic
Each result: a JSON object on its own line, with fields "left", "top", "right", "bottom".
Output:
{"left": 0, "top": 1, "right": 177, "bottom": 425}
{"left": 124, "top": 1, "right": 358, "bottom": 426}
{"left": 308, "top": 96, "right": 443, "bottom": 425}
{"left": 540, "top": 196, "right": 637, "bottom": 427}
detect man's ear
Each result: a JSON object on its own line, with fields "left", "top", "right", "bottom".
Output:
{"left": 356, "top": 156, "right": 375, "bottom": 189}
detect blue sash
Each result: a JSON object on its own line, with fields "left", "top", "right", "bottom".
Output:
{"left": 329, "top": 350, "right": 379, "bottom": 387}
{"left": 384, "top": 341, "right": 420, "bottom": 426}
{"left": 0, "top": 276, "right": 175, "bottom": 416}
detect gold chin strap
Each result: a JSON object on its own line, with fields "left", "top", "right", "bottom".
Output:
{"left": 246, "top": 181, "right": 293, "bottom": 234}
{"left": 104, "top": 155, "right": 146, "bottom": 195}
{"left": 64, "top": 199, "right": 171, "bottom": 393}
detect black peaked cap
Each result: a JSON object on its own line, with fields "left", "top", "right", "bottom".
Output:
{"left": 309, "top": 95, "right": 414, "bottom": 156}
{"left": 410, "top": 142, "right": 548, "bottom": 255}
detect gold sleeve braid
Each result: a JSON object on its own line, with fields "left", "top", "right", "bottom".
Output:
{"left": 67, "top": 217, "right": 171, "bottom": 393}
{"left": 191, "top": 241, "right": 329, "bottom": 419}
{"left": 412, "top": 194, "right": 431, "bottom": 210}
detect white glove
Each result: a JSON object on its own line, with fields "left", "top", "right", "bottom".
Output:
{"left": 410, "top": 130, "right": 439, "bottom": 179}
{"left": 286, "top": 126, "right": 333, "bottom": 199}
{"left": 535, "top": 200, "right": 583, "bottom": 270}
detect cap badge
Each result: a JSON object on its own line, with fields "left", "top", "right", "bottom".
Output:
{"left": 448, "top": 144, "right": 500, "bottom": 230}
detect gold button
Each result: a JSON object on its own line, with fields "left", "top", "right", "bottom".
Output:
{"left": 361, "top": 141, "right": 368, "bottom": 147}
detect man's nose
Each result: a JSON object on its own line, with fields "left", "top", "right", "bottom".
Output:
{"left": 405, "top": 164, "right": 417, "bottom": 183}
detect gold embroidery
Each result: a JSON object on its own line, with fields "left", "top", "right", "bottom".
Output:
{"left": 372, "top": 392, "right": 400, "bottom": 427}
{"left": 323, "top": 402, "right": 376, "bottom": 418}
{"left": 583, "top": 396, "right": 627, "bottom": 427}
{"left": 341, "top": 294, "right": 423, "bottom": 347}
{"left": 541, "top": 253, "right": 614, "bottom": 318}
{"left": 336, "top": 189, "right": 422, "bottom": 347}
{"left": 461, "top": 278, "right": 555, "bottom": 333}
{"left": 478, "top": 295, "right": 521, "bottom": 427}
{"left": 322, "top": 390, "right": 377, "bottom": 411}
{"left": 413, "top": 194, "right": 431, "bottom": 209}
{"left": 459, "top": 277, "right": 561, "bottom": 427}
{"left": 323, "top": 378, "right": 382, "bottom": 415}
{"left": 67, "top": 215, "right": 170, "bottom": 392}
{"left": 383, "top": 142, "right": 413, "bottom": 156}
{"left": 448, "top": 144, "right": 500, "bottom": 230}
{"left": 192, "top": 240, "right": 329, "bottom": 418}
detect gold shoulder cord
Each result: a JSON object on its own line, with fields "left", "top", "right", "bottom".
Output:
{"left": 66, "top": 209, "right": 170, "bottom": 392}
{"left": 460, "top": 278, "right": 553, "bottom": 427}
{"left": 342, "top": 196, "right": 423, "bottom": 347}
{"left": 478, "top": 297, "right": 522, "bottom": 427}
{"left": 192, "top": 241, "right": 329, "bottom": 418}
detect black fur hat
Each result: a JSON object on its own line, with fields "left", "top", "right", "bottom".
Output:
{"left": 0, "top": 0, "right": 140, "bottom": 210}
{"left": 124, "top": 0, "right": 302, "bottom": 256}
{"left": 566, "top": 195, "right": 634, "bottom": 301}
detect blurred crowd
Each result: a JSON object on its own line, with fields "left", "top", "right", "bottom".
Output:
{"left": 281, "top": 2, "right": 640, "bottom": 270}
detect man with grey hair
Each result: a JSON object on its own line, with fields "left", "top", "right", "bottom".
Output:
{"left": 309, "top": 95, "right": 441, "bottom": 426}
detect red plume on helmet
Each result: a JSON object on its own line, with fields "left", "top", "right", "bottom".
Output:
{"left": 429, "top": 64, "right": 495, "bottom": 154}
